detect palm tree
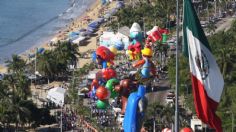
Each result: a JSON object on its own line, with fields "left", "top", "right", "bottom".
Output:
{"left": 54, "top": 41, "right": 80, "bottom": 68}
{"left": 208, "top": 31, "right": 235, "bottom": 79}
{"left": 6, "top": 54, "right": 26, "bottom": 74}
{"left": 37, "top": 51, "right": 57, "bottom": 81}
{"left": 0, "top": 74, "right": 32, "bottom": 130}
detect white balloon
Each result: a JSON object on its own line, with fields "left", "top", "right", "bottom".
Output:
{"left": 130, "top": 22, "right": 142, "bottom": 33}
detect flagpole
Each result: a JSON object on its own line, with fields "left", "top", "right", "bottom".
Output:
{"left": 175, "top": 0, "right": 180, "bottom": 131}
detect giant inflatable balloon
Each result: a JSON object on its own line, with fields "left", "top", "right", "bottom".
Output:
{"left": 109, "top": 46, "right": 118, "bottom": 55}
{"left": 102, "top": 68, "right": 117, "bottom": 80}
{"left": 146, "top": 26, "right": 169, "bottom": 46}
{"left": 114, "top": 39, "right": 124, "bottom": 51}
{"left": 127, "top": 41, "right": 141, "bottom": 60}
{"left": 132, "top": 48, "right": 156, "bottom": 78}
{"left": 105, "top": 78, "right": 120, "bottom": 98}
{"left": 123, "top": 85, "right": 148, "bottom": 132}
{"left": 96, "top": 100, "right": 109, "bottom": 109}
{"left": 162, "top": 128, "right": 172, "bottom": 132}
{"left": 130, "top": 22, "right": 143, "bottom": 43}
{"left": 180, "top": 127, "right": 193, "bottom": 132}
{"left": 96, "top": 86, "right": 110, "bottom": 100}
{"left": 128, "top": 23, "right": 143, "bottom": 61}
{"left": 114, "top": 79, "right": 138, "bottom": 114}
{"left": 96, "top": 46, "right": 115, "bottom": 69}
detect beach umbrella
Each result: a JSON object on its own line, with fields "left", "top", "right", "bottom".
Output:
{"left": 72, "top": 36, "right": 86, "bottom": 44}
{"left": 116, "top": 1, "right": 125, "bottom": 9}
{"left": 87, "top": 27, "right": 96, "bottom": 33}
{"left": 96, "top": 17, "right": 105, "bottom": 24}
{"left": 104, "top": 13, "right": 112, "bottom": 19}
{"left": 78, "top": 28, "right": 86, "bottom": 32}
{"left": 68, "top": 32, "right": 80, "bottom": 40}
{"left": 110, "top": 8, "right": 118, "bottom": 15}
{"left": 84, "top": 31, "right": 93, "bottom": 36}
{"left": 37, "top": 48, "right": 45, "bottom": 54}
{"left": 88, "top": 21, "right": 99, "bottom": 28}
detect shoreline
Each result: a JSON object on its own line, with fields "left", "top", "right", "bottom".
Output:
{"left": 0, "top": 0, "right": 116, "bottom": 73}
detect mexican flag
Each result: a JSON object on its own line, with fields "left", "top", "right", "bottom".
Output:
{"left": 183, "top": 0, "right": 224, "bottom": 131}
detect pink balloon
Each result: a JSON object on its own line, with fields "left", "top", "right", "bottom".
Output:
{"left": 162, "top": 128, "right": 171, "bottom": 132}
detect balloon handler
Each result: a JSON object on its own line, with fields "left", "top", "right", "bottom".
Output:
{"left": 132, "top": 47, "right": 157, "bottom": 84}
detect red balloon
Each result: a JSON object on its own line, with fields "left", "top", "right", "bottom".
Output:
{"left": 90, "top": 79, "right": 99, "bottom": 91}
{"left": 96, "top": 86, "right": 109, "bottom": 100}
{"left": 96, "top": 46, "right": 115, "bottom": 61}
{"left": 102, "top": 68, "right": 116, "bottom": 80}
{"left": 180, "top": 127, "right": 193, "bottom": 132}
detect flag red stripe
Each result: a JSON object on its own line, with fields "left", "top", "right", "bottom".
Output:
{"left": 191, "top": 74, "right": 222, "bottom": 132}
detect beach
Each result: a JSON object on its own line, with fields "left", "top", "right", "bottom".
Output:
{"left": 0, "top": 0, "right": 116, "bottom": 73}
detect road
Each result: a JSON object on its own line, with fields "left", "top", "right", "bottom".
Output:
{"left": 146, "top": 77, "right": 171, "bottom": 105}
{"left": 215, "top": 17, "right": 235, "bottom": 33}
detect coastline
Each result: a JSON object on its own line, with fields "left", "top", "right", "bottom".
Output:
{"left": 0, "top": 0, "right": 115, "bottom": 73}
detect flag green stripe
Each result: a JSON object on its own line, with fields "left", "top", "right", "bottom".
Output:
{"left": 183, "top": 0, "right": 212, "bottom": 56}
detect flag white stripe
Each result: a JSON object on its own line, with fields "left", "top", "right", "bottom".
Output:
{"left": 186, "top": 28, "right": 224, "bottom": 102}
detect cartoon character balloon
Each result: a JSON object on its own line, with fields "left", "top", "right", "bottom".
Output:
{"left": 130, "top": 22, "right": 143, "bottom": 44}
{"left": 128, "top": 23, "right": 143, "bottom": 61}
{"left": 114, "top": 79, "right": 138, "bottom": 114}
{"left": 132, "top": 48, "right": 156, "bottom": 78}
{"left": 146, "top": 26, "right": 169, "bottom": 47}
{"left": 127, "top": 41, "right": 141, "bottom": 60}
{"left": 105, "top": 78, "right": 120, "bottom": 98}
{"left": 96, "top": 46, "right": 115, "bottom": 69}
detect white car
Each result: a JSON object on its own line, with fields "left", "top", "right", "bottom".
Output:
{"left": 166, "top": 96, "right": 174, "bottom": 104}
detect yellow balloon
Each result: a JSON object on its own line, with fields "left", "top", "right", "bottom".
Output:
{"left": 109, "top": 46, "right": 117, "bottom": 55}
{"left": 107, "top": 62, "right": 111, "bottom": 67}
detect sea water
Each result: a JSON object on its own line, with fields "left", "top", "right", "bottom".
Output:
{"left": 0, "top": 0, "right": 95, "bottom": 64}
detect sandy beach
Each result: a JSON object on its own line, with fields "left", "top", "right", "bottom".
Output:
{"left": 0, "top": 0, "right": 117, "bottom": 73}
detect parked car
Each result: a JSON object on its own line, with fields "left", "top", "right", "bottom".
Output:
{"left": 166, "top": 96, "right": 174, "bottom": 105}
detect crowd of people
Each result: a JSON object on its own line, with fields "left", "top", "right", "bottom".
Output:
{"left": 56, "top": 107, "right": 77, "bottom": 131}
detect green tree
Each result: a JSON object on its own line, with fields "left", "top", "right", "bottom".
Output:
{"left": 6, "top": 54, "right": 26, "bottom": 74}
{"left": 37, "top": 51, "right": 57, "bottom": 81}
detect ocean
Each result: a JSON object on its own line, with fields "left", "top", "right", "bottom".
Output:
{"left": 0, "top": 0, "right": 95, "bottom": 64}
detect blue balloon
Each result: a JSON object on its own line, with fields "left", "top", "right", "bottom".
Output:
{"left": 130, "top": 32, "right": 143, "bottom": 43}
{"left": 141, "top": 68, "right": 150, "bottom": 78}
{"left": 123, "top": 85, "right": 146, "bottom": 132}
{"left": 92, "top": 52, "right": 97, "bottom": 62}
{"left": 115, "top": 42, "right": 124, "bottom": 50}
{"left": 91, "top": 88, "right": 96, "bottom": 97}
